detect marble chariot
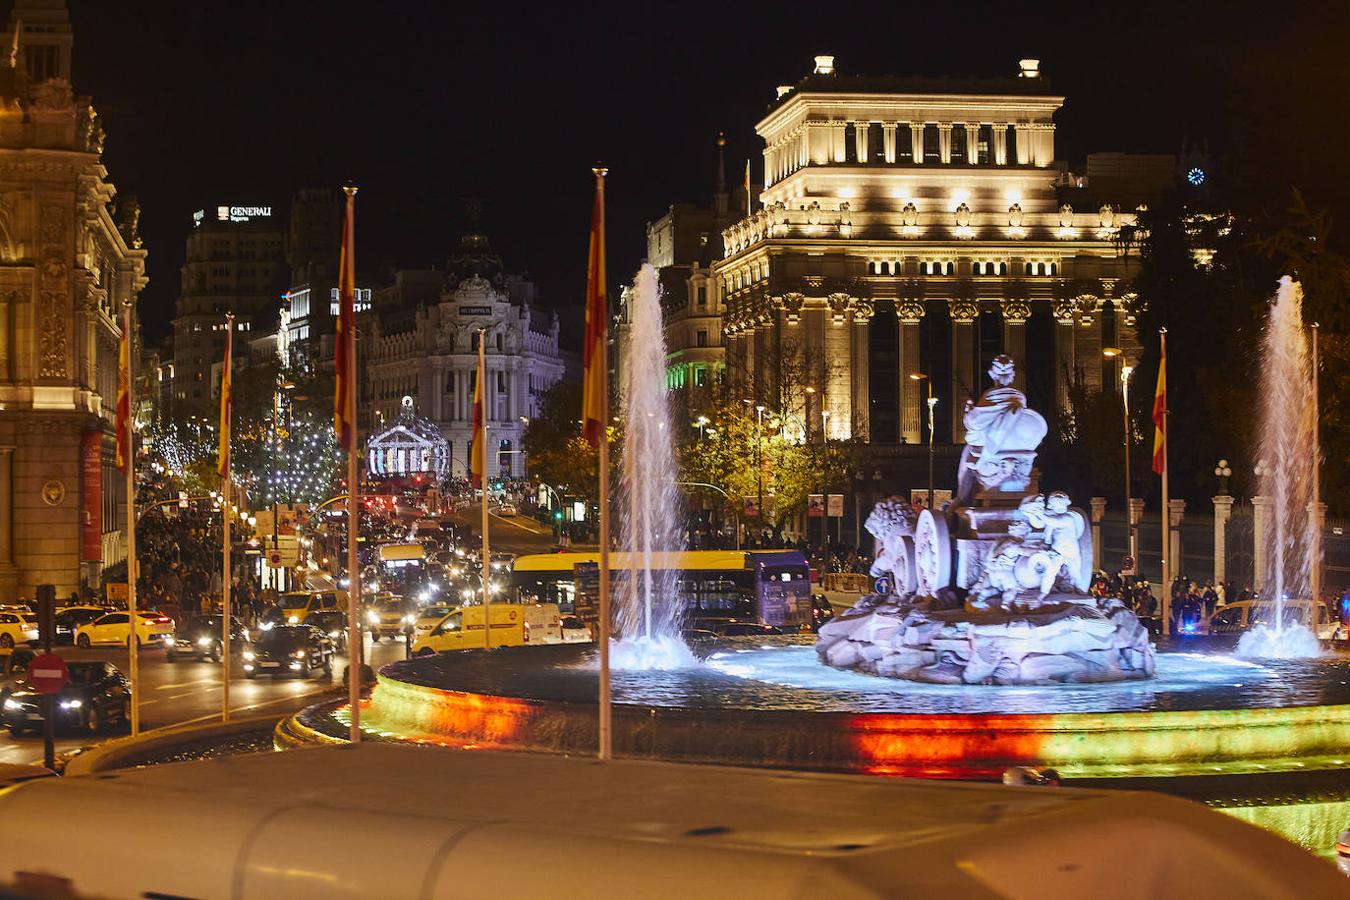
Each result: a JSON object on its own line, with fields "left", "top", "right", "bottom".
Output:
{"left": 816, "top": 355, "right": 1156, "bottom": 685}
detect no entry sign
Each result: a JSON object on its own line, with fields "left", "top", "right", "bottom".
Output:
{"left": 28, "top": 653, "right": 68, "bottom": 695}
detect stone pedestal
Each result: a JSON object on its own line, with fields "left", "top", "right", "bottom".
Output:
{"left": 1127, "top": 498, "right": 1145, "bottom": 567}
{"left": 1168, "top": 499, "right": 1186, "bottom": 582}
{"left": 1212, "top": 494, "right": 1234, "bottom": 587}
{"left": 1252, "top": 495, "right": 1271, "bottom": 591}
{"left": 1089, "top": 497, "right": 1106, "bottom": 571}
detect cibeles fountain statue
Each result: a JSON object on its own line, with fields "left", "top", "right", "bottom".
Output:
{"left": 816, "top": 355, "right": 1156, "bottom": 685}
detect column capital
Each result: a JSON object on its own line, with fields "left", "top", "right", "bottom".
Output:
{"left": 897, "top": 298, "right": 925, "bottom": 324}
{"left": 1000, "top": 298, "right": 1031, "bottom": 324}
{"left": 1168, "top": 498, "right": 1186, "bottom": 527}
{"left": 1089, "top": 496, "right": 1107, "bottom": 522}
{"left": 948, "top": 299, "right": 978, "bottom": 324}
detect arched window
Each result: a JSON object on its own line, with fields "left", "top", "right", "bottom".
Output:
{"left": 868, "top": 261, "right": 877, "bottom": 275}
{"left": 999, "top": 262, "right": 1008, "bottom": 275}
{"left": 496, "top": 332, "right": 503, "bottom": 351}
{"left": 945, "top": 262, "right": 955, "bottom": 276}
{"left": 1048, "top": 262, "right": 1058, "bottom": 276}
{"left": 1024, "top": 262, "right": 1034, "bottom": 275}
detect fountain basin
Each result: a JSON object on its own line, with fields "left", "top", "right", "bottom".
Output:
{"left": 335, "top": 642, "right": 1350, "bottom": 780}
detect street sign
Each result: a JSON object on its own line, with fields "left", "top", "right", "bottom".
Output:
{"left": 106, "top": 583, "right": 128, "bottom": 603}
{"left": 827, "top": 494, "right": 845, "bottom": 517}
{"left": 807, "top": 494, "right": 825, "bottom": 518}
{"left": 28, "top": 653, "right": 68, "bottom": 695}
{"left": 742, "top": 496, "right": 760, "bottom": 519}
{"left": 178, "top": 491, "right": 189, "bottom": 509}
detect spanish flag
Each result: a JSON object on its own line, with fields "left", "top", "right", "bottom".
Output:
{"left": 114, "top": 306, "right": 131, "bottom": 471}
{"left": 581, "top": 168, "right": 607, "bottom": 448}
{"left": 744, "top": 158, "right": 751, "bottom": 216}
{"left": 469, "top": 340, "right": 485, "bottom": 485}
{"left": 1151, "top": 334, "right": 1167, "bottom": 475}
{"left": 334, "top": 187, "right": 357, "bottom": 452}
{"left": 217, "top": 316, "right": 233, "bottom": 478}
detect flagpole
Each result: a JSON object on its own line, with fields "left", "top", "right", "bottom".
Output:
{"left": 479, "top": 330, "right": 490, "bottom": 647}
{"left": 1311, "top": 322, "right": 1322, "bottom": 602}
{"left": 122, "top": 301, "right": 139, "bottom": 737}
{"left": 343, "top": 185, "right": 362, "bottom": 743}
{"left": 221, "top": 313, "right": 232, "bottom": 723}
{"left": 1159, "top": 327, "right": 1170, "bottom": 637}
{"left": 594, "top": 167, "right": 612, "bottom": 762}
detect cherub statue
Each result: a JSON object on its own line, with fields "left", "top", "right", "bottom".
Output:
{"left": 1040, "top": 491, "right": 1088, "bottom": 593}
{"left": 865, "top": 497, "right": 918, "bottom": 595}
{"left": 969, "top": 518, "right": 1031, "bottom": 611}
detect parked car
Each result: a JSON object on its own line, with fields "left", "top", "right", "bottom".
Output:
{"left": 560, "top": 615, "right": 592, "bottom": 643}
{"left": 54, "top": 606, "right": 107, "bottom": 644}
{"left": 166, "top": 615, "right": 250, "bottom": 662}
{"left": 243, "top": 626, "right": 334, "bottom": 679}
{"left": 1205, "top": 599, "right": 1338, "bottom": 639}
{"left": 2, "top": 660, "right": 130, "bottom": 735}
{"left": 0, "top": 611, "right": 38, "bottom": 648}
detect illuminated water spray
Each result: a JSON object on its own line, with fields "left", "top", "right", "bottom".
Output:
{"left": 612, "top": 264, "right": 694, "bottom": 669}
{"left": 1237, "top": 276, "right": 1322, "bottom": 659}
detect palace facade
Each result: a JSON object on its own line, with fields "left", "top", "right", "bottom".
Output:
{"left": 714, "top": 56, "right": 1146, "bottom": 462}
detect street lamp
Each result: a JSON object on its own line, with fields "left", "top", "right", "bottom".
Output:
{"left": 910, "top": 373, "right": 937, "bottom": 507}
{"left": 819, "top": 409, "right": 831, "bottom": 549}
{"left": 1214, "top": 458, "right": 1232, "bottom": 495}
{"left": 755, "top": 404, "right": 766, "bottom": 531}
{"left": 1116, "top": 356, "right": 1137, "bottom": 566}
{"left": 693, "top": 414, "right": 710, "bottom": 440}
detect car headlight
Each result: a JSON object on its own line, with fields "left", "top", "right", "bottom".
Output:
{"left": 365, "top": 611, "right": 379, "bottom": 624}
{"left": 60, "top": 699, "right": 82, "bottom": 709}
{"left": 242, "top": 650, "right": 255, "bottom": 661}
{"left": 163, "top": 637, "right": 175, "bottom": 645}
{"left": 259, "top": 621, "right": 274, "bottom": 631}
{"left": 196, "top": 637, "right": 212, "bottom": 647}
{"left": 291, "top": 650, "right": 306, "bottom": 659}
{"left": 3, "top": 698, "right": 21, "bottom": 710}
{"left": 403, "top": 614, "right": 416, "bottom": 624}
{"left": 287, "top": 615, "right": 299, "bottom": 624}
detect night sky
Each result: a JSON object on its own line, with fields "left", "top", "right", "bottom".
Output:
{"left": 57, "top": 0, "right": 1350, "bottom": 345}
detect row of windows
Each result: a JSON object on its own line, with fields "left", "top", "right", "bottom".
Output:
{"left": 840, "top": 122, "right": 1017, "bottom": 166}
{"left": 868, "top": 260, "right": 1059, "bottom": 276}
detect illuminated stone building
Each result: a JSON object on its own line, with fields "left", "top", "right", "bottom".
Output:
{"left": 366, "top": 233, "right": 570, "bottom": 480}
{"left": 716, "top": 56, "right": 1143, "bottom": 464}
{"left": 0, "top": 1, "right": 148, "bottom": 597}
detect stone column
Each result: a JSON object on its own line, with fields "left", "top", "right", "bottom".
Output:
{"left": 1168, "top": 499, "right": 1186, "bottom": 582}
{"left": 937, "top": 123, "right": 952, "bottom": 164}
{"left": 1000, "top": 298, "right": 1030, "bottom": 390}
{"left": 1090, "top": 497, "right": 1107, "bottom": 571}
{"left": 1015, "top": 125, "right": 1033, "bottom": 164}
{"left": 850, "top": 304, "right": 872, "bottom": 441}
{"left": 1252, "top": 495, "right": 1270, "bottom": 590}
{"left": 882, "top": 123, "right": 896, "bottom": 163}
{"left": 1128, "top": 498, "right": 1145, "bottom": 567}
{"left": 1052, "top": 299, "right": 1076, "bottom": 413}
{"left": 993, "top": 125, "right": 1008, "bottom": 165}
{"left": 0, "top": 289, "right": 12, "bottom": 383}
{"left": 910, "top": 124, "right": 924, "bottom": 164}
{"left": 949, "top": 299, "right": 979, "bottom": 443}
{"left": 965, "top": 125, "right": 980, "bottom": 162}
{"left": 1309, "top": 500, "right": 1327, "bottom": 600}
{"left": 0, "top": 446, "right": 14, "bottom": 598}
{"left": 854, "top": 122, "right": 868, "bottom": 162}
{"left": 898, "top": 299, "right": 924, "bottom": 444}
{"left": 1212, "top": 494, "right": 1234, "bottom": 587}
{"left": 833, "top": 122, "right": 848, "bottom": 163}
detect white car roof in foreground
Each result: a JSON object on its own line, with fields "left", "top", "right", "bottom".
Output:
{"left": 0, "top": 743, "right": 1339, "bottom": 898}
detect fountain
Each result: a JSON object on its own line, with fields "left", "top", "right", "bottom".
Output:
{"left": 816, "top": 355, "right": 1155, "bottom": 684}
{"left": 611, "top": 263, "right": 695, "bottom": 670}
{"left": 1234, "top": 277, "right": 1323, "bottom": 659}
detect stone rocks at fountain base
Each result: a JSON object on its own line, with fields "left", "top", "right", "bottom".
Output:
{"left": 815, "top": 594, "right": 1156, "bottom": 685}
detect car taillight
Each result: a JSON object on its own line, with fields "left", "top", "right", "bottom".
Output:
{"left": 154, "top": 617, "right": 171, "bottom": 624}
{"left": 523, "top": 623, "right": 530, "bottom": 643}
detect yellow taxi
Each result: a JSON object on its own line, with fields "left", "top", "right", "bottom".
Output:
{"left": 75, "top": 611, "right": 175, "bottom": 648}
{"left": 0, "top": 611, "right": 37, "bottom": 649}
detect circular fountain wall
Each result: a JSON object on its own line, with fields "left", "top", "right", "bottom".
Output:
{"left": 329, "top": 642, "right": 1350, "bottom": 780}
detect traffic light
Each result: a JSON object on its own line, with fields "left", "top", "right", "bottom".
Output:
{"left": 553, "top": 510, "right": 563, "bottom": 521}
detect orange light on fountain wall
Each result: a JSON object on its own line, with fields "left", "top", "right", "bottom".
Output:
{"left": 365, "top": 676, "right": 541, "bottom": 748}
{"left": 849, "top": 713, "right": 1058, "bottom": 779}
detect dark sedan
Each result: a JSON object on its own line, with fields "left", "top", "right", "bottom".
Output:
{"left": 243, "top": 626, "right": 333, "bottom": 679}
{"left": 302, "top": 610, "right": 349, "bottom": 652}
{"left": 54, "top": 606, "right": 106, "bottom": 644}
{"left": 166, "top": 615, "right": 250, "bottom": 662}
{"left": 2, "top": 661, "right": 130, "bottom": 735}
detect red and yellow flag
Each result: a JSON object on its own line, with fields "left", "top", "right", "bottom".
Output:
{"left": 581, "top": 169, "right": 607, "bottom": 448}
{"left": 1151, "top": 335, "right": 1167, "bottom": 475}
{"left": 469, "top": 340, "right": 485, "bottom": 486}
{"left": 114, "top": 306, "right": 131, "bottom": 471}
{"left": 334, "top": 187, "right": 357, "bottom": 452}
{"left": 217, "top": 316, "right": 233, "bottom": 478}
